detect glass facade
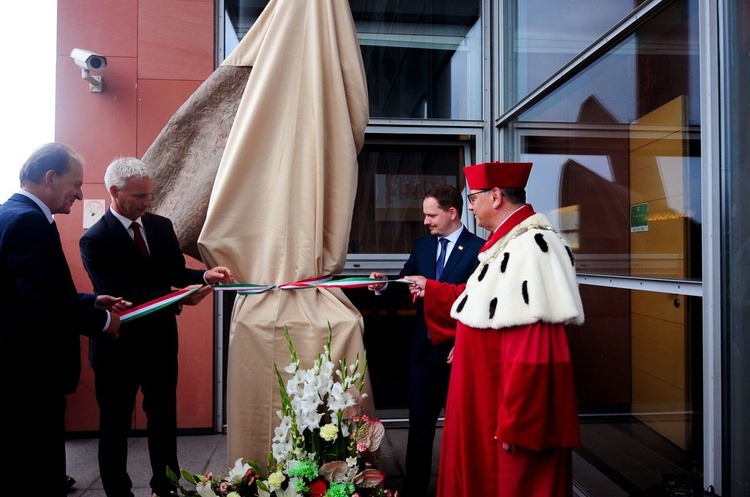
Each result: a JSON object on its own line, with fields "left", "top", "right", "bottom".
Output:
{"left": 503, "top": 0, "right": 645, "bottom": 110}
{"left": 504, "top": 1, "right": 704, "bottom": 492}
{"left": 349, "top": 135, "right": 473, "bottom": 255}
{"left": 225, "top": 0, "right": 483, "bottom": 119}
{"left": 723, "top": 1, "right": 750, "bottom": 495}
{"left": 354, "top": 0, "right": 482, "bottom": 119}
{"left": 512, "top": 1, "right": 701, "bottom": 280}
{"left": 220, "top": 0, "right": 745, "bottom": 493}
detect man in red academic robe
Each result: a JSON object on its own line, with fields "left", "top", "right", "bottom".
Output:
{"left": 405, "top": 161, "right": 584, "bottom": 497}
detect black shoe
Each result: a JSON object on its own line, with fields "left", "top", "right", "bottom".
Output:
{"left": 66, "top": 476, "right": 76, "bottom": 490}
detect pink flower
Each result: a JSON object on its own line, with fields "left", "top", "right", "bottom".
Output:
{"left": 357, "top": 441, "right": 368, "bottom": 452}
{"left": 244, "top": 467, "right": 259, "bottom": 485}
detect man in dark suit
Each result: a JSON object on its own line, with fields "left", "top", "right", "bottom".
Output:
{"left": 0, "top": 143, "right": 125, "bottom": 497}
{"left": 79, "top": 156, "right": 234, "bottom": 497}
{"left": 368, "top": 184, "right": 484, "bottom": 497}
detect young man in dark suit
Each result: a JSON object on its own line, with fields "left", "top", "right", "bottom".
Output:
{"left": 79, "top": 157, "right": 234, "bottom": 497}
{"left": 368, "top": 184, "right": 484, "bottom": 497}
{"left": 0, "top": 143, "right": 126, "bottom": 497}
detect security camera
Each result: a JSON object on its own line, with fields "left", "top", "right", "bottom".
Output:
{"left": 70, "top": 48, "right": 107, "bottom": 92}
{"left": 70, "top": 48, "right": 107, "bottom": 72}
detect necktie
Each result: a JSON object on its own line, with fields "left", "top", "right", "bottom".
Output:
{"left": 436, "top": 237, "right": 448, "bottom": 280}
{"left": 131, "top": 222, "right": 149, "bottom": 260}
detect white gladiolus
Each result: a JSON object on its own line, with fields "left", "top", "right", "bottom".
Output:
{"left": 195, "top": 482, "right": 219, "bottom": 497}
{"left": 272, "top": 416, "right": 294, "bottom": 463}
{"left": 226, "top": 457, "right": 251, "bottom": 482}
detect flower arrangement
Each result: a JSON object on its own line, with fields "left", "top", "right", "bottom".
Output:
{"left": 165, "top": 325, "right": 397, "bottom": 497}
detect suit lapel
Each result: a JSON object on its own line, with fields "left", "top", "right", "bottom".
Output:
{"left": 139, "top": 213, "right": 159, "bottom": 258}
{"left": 14, "top": 195, "right": 77, "bottom": 291}
{"left": 12, "top": 194, "right": 65, "bottom": 252}
{"left": 104, "top": 210, "right": 145, "bottom": 260}
{"left": 427, "top": 236, "right": 439, "bottom": 279}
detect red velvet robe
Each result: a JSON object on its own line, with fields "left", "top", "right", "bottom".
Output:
{"left": 423, "top": 205, "right": 581, "bottom": 497}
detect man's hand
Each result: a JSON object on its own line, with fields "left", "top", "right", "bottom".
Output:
{"left": 96, "top": 295, "right": 132, "bottom": 313}
{"left": 447, "top": 346, "right": 454, "bottom": 364}
{"left": 205, "top": 266, "right": 235, "bottom": 285}
{"left": 181, "top": 284, "right": 213, "bottom": 306}
{"left": 103, "top": 312, "right": 121, "bottom": 340}
{"left": 367, "top": 272, "right": 388, "bottom": 293}
{"left": 403, "top": 275, "right": 427, "bottom": 300}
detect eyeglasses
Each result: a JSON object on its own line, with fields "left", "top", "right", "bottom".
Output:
{"left": 468, "top": 188, "right": 494, "bottom": 205}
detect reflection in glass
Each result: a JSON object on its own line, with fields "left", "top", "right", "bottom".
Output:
{"left": 224, "top": 0, "right": 266, "bottom": 54}
{"left": 349, "top": 136, "right": 471, "bottom": 255}
{"left": 342, "top": 285, "right": 413, "bottom": 412}
{"left": 723, "top": 1, "right": 750, "bottom": 494}
{"left": 354, "top": 0, "right": 482, "bottom": 119}
{"left": 572, "top": 287, "right": 703, "bottom": 494}
{"left": 223, "top": 0, "right": 483, "bottom": 120}
{"left": 514, "top": 0, "right": 701, "bottom": 280}
{"left": 503, "top": 0, "right": 644, "bottom": 110}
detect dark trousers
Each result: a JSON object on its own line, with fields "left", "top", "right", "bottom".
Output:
{"left": 2, "top": 384, "right": 68, "bottom": 496}
{"left": 405, "top": 338, "right": 451, "bottom": 497}
{"left": 94, "top": 344, "right": 179, "bottom": 497}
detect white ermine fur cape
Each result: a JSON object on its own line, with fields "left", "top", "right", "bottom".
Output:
{"left": 450, "top": 212, "right": 584, "bottom": 329}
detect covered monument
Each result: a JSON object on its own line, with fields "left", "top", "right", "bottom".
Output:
{"left": 144, "top": 0, "right": 372, "bottom": 465}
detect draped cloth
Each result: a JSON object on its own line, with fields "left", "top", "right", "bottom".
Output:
{"left": 197, "top": 0, "right": 371, "bottom": 465}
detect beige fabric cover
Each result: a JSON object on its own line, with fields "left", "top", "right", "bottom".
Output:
{"left": 197, "top": 0, "right": 371, "bottom": 465}
{"left": 145, "top": 65, "right": 250, "bottom": 260}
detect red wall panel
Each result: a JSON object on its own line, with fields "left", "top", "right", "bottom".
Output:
{"left": 57, "top": 0, "right": 138, "bottom": 58}
{"left": 138, "top": 0, "right": 215, "bottom": 81}
{"left": 137, "top": 79, "right": 203, "bottom": 157}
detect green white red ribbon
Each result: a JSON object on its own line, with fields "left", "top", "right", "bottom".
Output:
{"left": 116, "top": 277, "right": 411, "bottom": 323}
{"left": 214, "top": 276, "right": 412, "bottom": 295}
{"left": 118, "top": 286, "right": 201, "bottom": 323}
{"left": 212, "top": 283, "right": 277, "bottom": 294}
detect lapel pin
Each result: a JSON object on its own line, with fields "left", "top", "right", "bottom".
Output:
{"left": 458, "top": 245, "right": 464, "bottom": 250}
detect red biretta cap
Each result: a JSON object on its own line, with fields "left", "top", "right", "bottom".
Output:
{"left": 464, "top": 161, "right": 533, "bottom": 190}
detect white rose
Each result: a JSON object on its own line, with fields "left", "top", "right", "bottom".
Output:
{"left": 267, "top": 471, "right": 286, "bottom": 490}
{"left": 320, "top": 423, "right": 339, "bottom": 442}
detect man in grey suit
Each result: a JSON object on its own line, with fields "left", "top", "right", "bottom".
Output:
{"left": 79, "top": 156, "right": 234, "bottom": 497}
{"left": 0, "top": 143, "right": 125, "bottom": 497}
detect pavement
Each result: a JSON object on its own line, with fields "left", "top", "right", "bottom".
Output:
{"left": 65, "top": 425, "right": 438, "bottom": 497}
